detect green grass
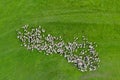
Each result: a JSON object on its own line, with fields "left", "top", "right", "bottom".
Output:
{"left": 0, "top": 0, "right": 120, "bottom": 80}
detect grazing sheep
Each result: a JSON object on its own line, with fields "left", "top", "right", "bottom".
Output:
{"left": 17, "top": 25, "right": 100, "bottom": 72}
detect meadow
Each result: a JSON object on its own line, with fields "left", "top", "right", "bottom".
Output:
{"left": 0, "top": 0, "right": 120, "bottom": 80}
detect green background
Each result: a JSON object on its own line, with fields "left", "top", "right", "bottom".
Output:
{"left": 0, "top": 0, "right": 120, "bottom": 80}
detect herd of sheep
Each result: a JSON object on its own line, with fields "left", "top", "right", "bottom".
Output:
{"left": 17, "top": 25, "right": 100, "bottom": 72}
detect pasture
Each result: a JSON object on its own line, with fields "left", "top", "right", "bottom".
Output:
{"left": 0, "top": 0, "right": 120, "bottom": 80}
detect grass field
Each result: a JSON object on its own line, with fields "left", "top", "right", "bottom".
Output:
{"left": 0, "top": 0, "right": 120, "bottom": 80}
